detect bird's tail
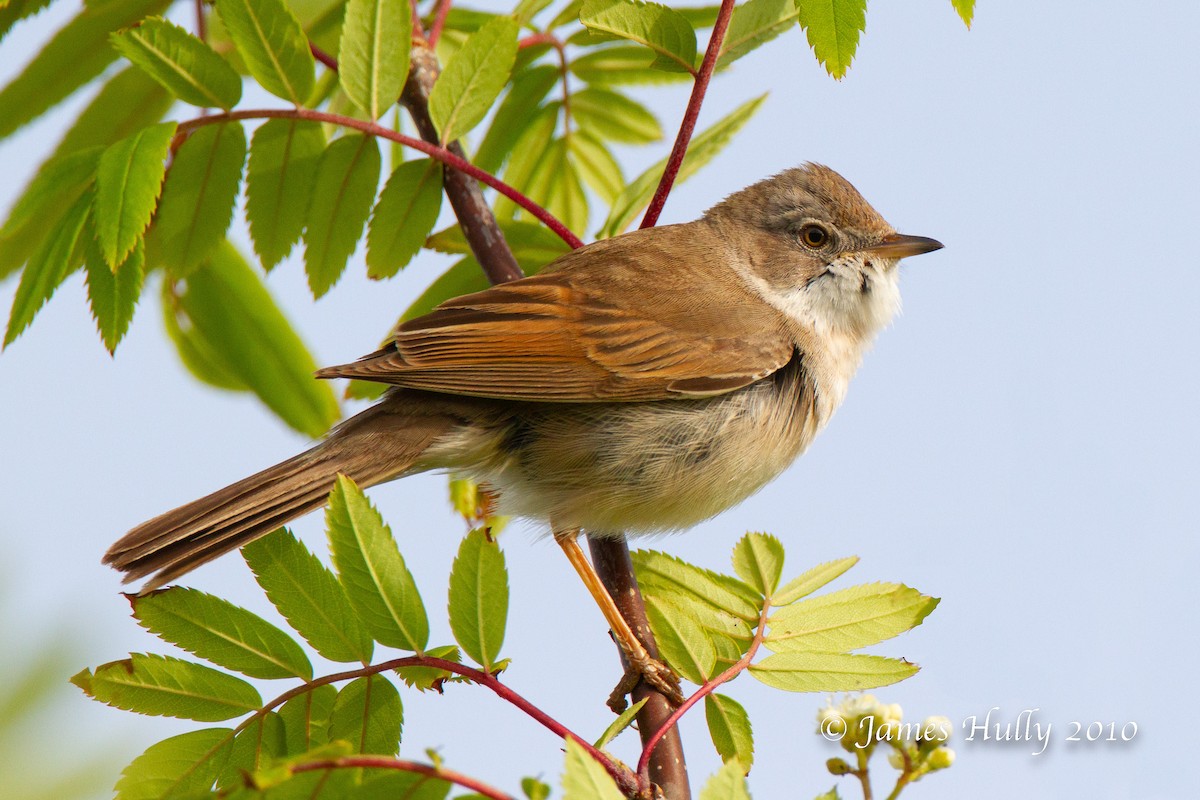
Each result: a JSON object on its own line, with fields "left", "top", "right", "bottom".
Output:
{"left": 104, "top": 401, "right": 456, "bottom": 591}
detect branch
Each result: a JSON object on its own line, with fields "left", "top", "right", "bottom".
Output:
{"left": 293, "top": 756, "right": 514, "bottom": 800}
{"left": 428, "top": 0, "right": 452, "bottom": 48}
{"left": 174, "top": 107, "right": 583, "bottom": 250}
{"left": 639, "top": 0, "right": 736, "bottom": 229}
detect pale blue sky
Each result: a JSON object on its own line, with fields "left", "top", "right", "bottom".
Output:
{"left": 2, "top": 2, "right": 1197, "bottom": 799}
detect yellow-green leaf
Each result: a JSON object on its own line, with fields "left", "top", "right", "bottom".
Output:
{"left": 245, "top": 118, "right": 326, "bottom": 269}
{"left": 571, "top": 87, "right": 661, "bottom": 144}
{"left": 429, "top": 16, "right": 519, "bottom": 143}
{"left": 749, "top": 652, "right": 919, "bottom": 692}
{"left": 773, "top": 556, "right": 858, "bottom": 606}
{"left": 705, "top": 694, "right": 754, "bottom": 768}
{"left": 766, "top": 583, "right": 939, "bottom": 653}
{"left": 72, "top": 653, "right": 261, "bottom": 721}
{"left": 796, "top": 0, "right": 867, "bottom": 80}
{"left": 93, "top": 121, "right": 177, "bottom": 269}
{"left": 718, "top": 0, "right": 799, "bottom": 68}
{"left": 112, "top": 728, "right": 235, "bottom": 800}
{"left": 111, "top": 16, "right": 243, "bottom": 109}
{"left": 85, "top": 235, "right": 144, "bottom": 354}
{"left": 561, "top": 738, "right": 623, "bottom": 800}
{"left": 698, "top": 758, "right": 751, "bottom": 800}
{"left": 366, "top": 158, "right": 443, "bottom": 278}
{"left": 580, "top": 0, "right": 697, "bottom": 74}
{"left": 731, "top": 532, "right": 784, "bottom": 597}
{"left": 303, "top": 133, "right": 381, "bottom": 297}
{"left": 448, "top": 530, "right": 508, "bottom": 671}
{"left": 644, "top": 595, "right": 715, "bottom": 684}
{"left": 340, "top": 0, "right": 411, "bottom": 120}
{"left": 216, "top": 0, "right": 315, "bottom": 104}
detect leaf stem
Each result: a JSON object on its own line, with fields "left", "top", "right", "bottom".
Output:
{"left": 174, "top": 108, "right": 583, "bottom": 249}
{"left": 639, "top": 0, "right": 736, "bottom": 229}
{"left": 293, "top": 756, "right": 515, "bottom": 800}
{"left": 309, "top": 42, "right": 338, "bottom": 72}
{"left": 428, "top": 0, "right": 453, "bottom": 48}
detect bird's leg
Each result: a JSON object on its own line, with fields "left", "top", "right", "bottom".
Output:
{"left": 554, "top": 527, "right": 683, "bottom": 710}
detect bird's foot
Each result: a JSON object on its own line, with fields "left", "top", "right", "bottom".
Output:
{"left": 606, "top": 652, "right": 685, "bottom": 713}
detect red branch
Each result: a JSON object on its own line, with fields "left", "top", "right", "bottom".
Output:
{"left": 639, "top": 0, "right": 736, "bottom": 229}
{"left": 176, "top": 107, "right": 584, "bottom": 249}
{"left": 428, "top": 0, "right": 453, "bottom": 48}
{"left": 293, "top": 756, "right": 514, "bottom": 800}
{"left": 310, "top": 42, "right": 338, "bottom": 72}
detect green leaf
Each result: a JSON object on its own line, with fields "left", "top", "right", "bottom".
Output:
{"left": 731, "top": 533, "right": 784, "bottom": 597}
{"left": 632, "top": 550, "right": 760, "bottom": 622}
{"left": 111, "top": 16, "right": 243, "bottom": 109}
{"left": 51, "top": 67, "right": 173, "bottom": 161}
{"left": 218, "top": 712, "right": 287, "bottom": 788}
{"left": 245, "top": 118, "right": 326, "bottom": 269}
{"left": 243, "top": 529, "right": 374, "bottom": 664}
{"left": 428, "top": 16, "right": 519, "bottom": 143}
{"left": 749, "top": 652, "right": 919, "bottom": 692}
{"left": 521, "top": 138, "right": 588, "bottom": 235}
{"left": 579, "top": 0, "right": 697, "bottom": 74}
{"left": 0, "top": 0, "right": 170, "bottom": 142}
{"left": 72, "top": 653, "right": 261, "bottom": 721}
{"left": 718, "top": 0, "right": 799, "bottom": 69}
{"left": 327, "top": 475, "right": 429, "bottom": 652}
{"left": 112, "top": 728, "right": 234, "bottom": 800}
{"left": 951, "top": 0, "right": 975, "bottom": 28}
{"left": 474, "top": 64, "right": 560, "bottom": 174}
{"left": 697, "top": 758, "right": 751, "bottom": 800}
{"left": 522, "top": 776, "right": 552, "bottom": 800}
{"left": 85, "top": 235, "right": 144, "bottom": 354}
{"left": 773, "top": 556, "right": 858, "bottom": 606}
{"left": 93, "top": 121, "right": 177, "bottom": 269}
{"left": 494, "top": 103, "right": 558, "bottom": 220}
{"left": 4, "top": 190, "right": 91, "bottom": 347}
{"left": 569, "top": 45, "right": 692, "bottom": 86}
{"left": 149, "top": 122, "right": 247, "bottom": 277}
{"left": 161, "top": 278, "right": 247, "bottom": 391}
{"left": 448, "top": 530, "right": 508, "bottom": 671}
{"left": 765, "top": 583, "right": 939, "bottom": 653}
{"left": 644, "top": 595, "right": 715, "bottom": 684}
{"left": 426, "top": 219, "right": 571, "bottom": 266}
{"left": 303, "top": 133, "right": 381, "bottom": 297}
{"left": 594, "top": 697, "right": 647, "bottom": 749}
{"left": 395, "top": 643, "right": 462, "bottom": 691}
{"left": 795, "top": 0, "right": 867, "bottom": 80}
{"left": 0, "top": 147, "right": 100, "bottom": 280}
{"left": 0, "top": 1, "right": 54, "bottom": 46}
{"left": 357, "top": 771, "right": 453, "bottom": 800}
{"left": 132, "top": 586, "right": 313, "bottom": 681}
{"left": 216, "top": 0, "right": 315, "bottom": 104}
{"left": 172, "top": 241, "right": 340, "bottom": 436}
{"left": 561, "top": 738, "right": 623, "bottom": 800}
{"left": 813, "top": 788, "right": 842, "bottom": 800}
{"left": 340, "top": 0, "right": 411, "bottom": 120}
{"left": 279, "top": 684, "right": 338, "bottom": 755}
{"left": 568, "top": 131, "right": 624, "bottom": 204}
{"left": 600, "top": 94, "right": 765, "bottom": 237}
{"left": 571, "top": 87, "right": 661, "bottom": 144}
{"left": 328, "top": 676, "right": 403, "bottom": 754}
{"left": 366, "top": 158, "right": 443, "bottom": 278}
{"left": 705, "top": 694, "right": 754, "bottom": 768}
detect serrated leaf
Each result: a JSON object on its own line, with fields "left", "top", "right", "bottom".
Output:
{"left": 766, "top": 583, "right": 939, "bottom": 653}
{"left": 705, "top": 694, "right": 754, "bottom": 768}
{"left": 773, "top": 556, "right": 858, "bottom": 606}
{"left": 632, "top": 550, "right": 760, "bottom": 622}
{"left": 718, "top": 0, "right": 799, "bottom": 68}
{"left": 951, "top": 0, "right": 974, "bottom": 28}
{"left": 85, "top": 235, "right": 144, "bottom": 353}
{"left": 303, "top": 133, "right": 381, "bottom": 297}
{"left": 132, "top": 587, "right": 313, "bottom": 681}
{"left": 366, "top": 158, "right": 443, "bottom": 278}
{"left": 429, "top": 16, "right": 519, "bottom": 143}
{"left": 731, "top": 533, "right": 784, "bottom": 597}
{"left": 328, "top": 475, "right": 429, "bottom": 652}
{"left": 594, "top": 697, "right": 646, "bottom": 750}
{"left": 216, "top": 0, "right": 315, "bottom": 104}
{"left": 568, "top": 131, "right": 624, "bottom": 204}
{"left": 245, "top": 118, "right": 326, "bottom": 269}
{"left": 328, "top": 676, "right": 403, "bottom": 754}
{"left": 600, "top": 94, "right": 764, "bottom": 237}
{"left": 340, "top": 0, "right": 411, "bottom": 120}
{"left": 73, "top": 653, "right": 261, "bottom": 721}
{"left": 218, "top": 712, "right": 287, "bottom": 788}
{"left": 0, "top": 1, "right": 54, "bottom": 46}
{"left": 0, "top": 0, "right": 170, "bottom": 142}
{"left": 93, "top": 121, "right": 177, "bottom": 269}
{"left": 4, "top": 189, "right": 91, "bottom": 347}
{"left": 172, "top": 241, "right": 340, "bottom": 436}
{"left": 279, "top": 684, "right": 338, "bottom": 755}
{"left": 243, "top": 529, "right": 374, "bottom": 664}
{"left": 796, "top": 0, "right": 867, "bottom": 80}
{"left": 448, "top": 530, "right": 508, "bottom": 671}
{"left": 749, "top": 652, "right": 919, "bottom": 692}
{"left": 561, "top": 738, "right": 623, "bottom": 800}
{"left": 474, "top": 64, "right": 559, "bottom": 174}
{"left": 571, "top": 87, "right": 661, "bottom": 144}
{"left": 112, "top": 728, "right": 234, "bottom": 800}
{"left": 568, "top": 45, "right": 692, "bottom": 86}
{"left": 395, "top": 644, "right": 462, "bottom": 691}
{"left": 0, "top": 146, "right": 100, "bottom": 280}
{"left": 149, "top": 122, "right": 247, "bottom": 277}
{"left": 51, "top": 67, "right": 173, "bottom": 161}
{"left": 111, "top": 16, "right": 243, "bottom": 109}
{"left": 494, "top": 103, "right": 558, "bottom": 220}
{"left": 579, "top": 0, "right": 697, "bottom": 74}
{"left": 644, "top": 595, "right": 715, "bottom": 684}
{"left": 522, "top": 776, "right": 552, "bottom": 800}
{"left": 639, "top": 581, "right": 752, "bottom": 648}
{"left": 521, "top": 138, "right": 588, "bottom": 235}
{"left": 698, "top": 758, "right": 751, "bottom": 800}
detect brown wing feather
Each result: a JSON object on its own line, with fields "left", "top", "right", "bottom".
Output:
{"left": 317, "top": 224, "right": 794, "bottom": 402}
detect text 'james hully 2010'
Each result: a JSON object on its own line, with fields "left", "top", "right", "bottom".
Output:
{"left": 962, "top": 707, "right": 1138, "bottom": 756}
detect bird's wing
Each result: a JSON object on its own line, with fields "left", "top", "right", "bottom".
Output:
{"left": 318, "top": 235, "right": 795, "bottom": 403}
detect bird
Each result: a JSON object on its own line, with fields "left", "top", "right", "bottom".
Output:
{"left": 105, "top": 163, "right": 941, "bottom": 699}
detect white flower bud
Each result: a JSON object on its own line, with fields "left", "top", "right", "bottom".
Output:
{"left": 921, "top": 716, "right": 953, "bottom": 744}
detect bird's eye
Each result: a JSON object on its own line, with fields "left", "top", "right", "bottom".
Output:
{"left": 800, "top": 224, "right": 830, "bottom": 248}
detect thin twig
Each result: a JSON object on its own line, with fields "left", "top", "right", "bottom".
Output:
{"left": 428, "top": 0, "right": 453, "bottom": 48}
{"left": 310, "top": 41, "right": 338, "bottom": 72}
{"left": 193, "top": 0, "right": 207, "bottom": 42}
{"left": 639, "top": 0, "right": 736, "bottom": 229}
{"left": 293, "top": 756, "right": 515, "bottom": 800}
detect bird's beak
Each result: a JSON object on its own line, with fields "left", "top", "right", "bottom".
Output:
{"left": 866, "top": 233, "right": 944, "bottom": 259}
